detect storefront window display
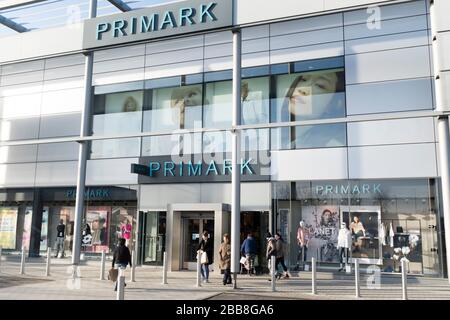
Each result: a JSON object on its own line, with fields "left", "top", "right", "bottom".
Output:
{"left": 272, "top": 179, "right": 441, "bottom": 276}
{"left": 0, "top": 207, "right": 18, "bottom": 249}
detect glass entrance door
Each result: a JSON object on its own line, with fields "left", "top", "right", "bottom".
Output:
{"left": 181, "top": 215, "right": 214, "bottom": 270}
{"left": 141, "top": 211, "right": 166, "bottom": 265}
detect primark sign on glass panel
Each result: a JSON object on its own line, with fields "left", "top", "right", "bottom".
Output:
{"left": 83, "top": 0, "right": 233, "bottom": 50}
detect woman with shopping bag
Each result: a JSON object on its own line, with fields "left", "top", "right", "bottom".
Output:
{"left": 111, "top": 238, "right": 132, "bottom": 291}
{"left": 197, "top": 231, "right": 213, "bottom": 283}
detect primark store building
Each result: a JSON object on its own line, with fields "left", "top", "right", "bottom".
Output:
{"left": 1, "top": 0, "right": 450, "bottom": 277}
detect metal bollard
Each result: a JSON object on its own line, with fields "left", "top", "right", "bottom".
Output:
{"left": 131, "top": 250, "right": 136, "bottom": 282}
{"left": 401, "top": 259, "right": 408, "bottom": 300}
{"left": 271, "top": 257, "right": 276, "bottom": 292}
{"left": 117, "top": 269, "right": 125, "bottom": 300}
{"left": 162, "top": 252, "right": 168, "bottom": 285}
{"left": 20, "top": 246, "right": 26, "bottom": 275}
{"left": 45, "top": 247, "right": 51, "bottom": 276}
{"left": 196, "top": 257, "right": 202, "bottom": 287}
{"left": 355, "top": 259, "right": 360, "bottom": 298}
{"left": 100, "top": 250, "right": 106, "bottom": 280}
{"left": 311, "top": 258, "right": 317, "bottom": 295}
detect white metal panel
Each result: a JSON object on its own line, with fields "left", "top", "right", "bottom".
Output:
{"left": 345, "top": 46, "right": 431, "bottom": 84}
{"left": 41, "top": 88, "right": 84, "bottom": 115}
{"left": 347, "top": 117, "right": 435, "bottom": 146}
{"left": 346, "top": 77, "right": 433, "bottom": 114}
{"left": 0, "top": 117, "right": 39, "bottom": 141}
{"left": 0, "top": 24, "right": 83, "bottom": 64}
{"left": 439, "top": 31, "right": 450, "bottom": 71}
{"left": 93, "top": 55, "right": 145, "bottom": 74}
{"left": 270, "top": 13, "right": 342, "bottom": 36}
{"left": 45, "top": 54, "right": 85, "bottom": 69}
{"left": 1, "top": 71, "right": 43, "bottom": 86}
{"left": 35, "top": 161, "right": 78, "bottom": 186}
{"left": 204, "top": 43, "right": 232, "bottom": 59}
{"left": 0, "top": 145, "right": 37, "bottom": 163}
{"left": 1, "top": 60, "right": 45, "bottom": 75}
{"left": 271, "top": 27, "right": 343, "bottom": 51}
{"left": 37, "top": 142, "right": 79, "bottom": 162}
{"left": 0, "top": 82, "right": 42, "bottom": 97}
{"left": 43, "top": 77, "right": 84, "bottom": 92}
{"left": 271, "top": 148, "right": 348, "bottom": 181}
{"left": 343, "top": 0, "right": 427, "bottom": 25}
{"left": 243, "top": 37, "right": 269, "bottom": 54}
{"left": 344, "top": 15, "right": 428, "bottom": 40}
{"left": 441, "top": 71, "right": 450, "bottom": 110}
{"left": 435, "top": 0, "right": 450, "bottom": 32}
{"left": 204, "top": 31, "right": 231, "bottom": 46}
{"left": 345, "top": 30, "right": 429, "bottom": 54}
{"left": 92, "top": 68, "right": 145, "bottom": 86}
{"left": 348, "top": 143, "right": 438, "bottom": 179}
{"left": 0, "top": 163, "right": 36, "bottom": 187}
{"left": 242, "top": 52, "right": 270, "bottom": 68}
{"left": 242, "top": 25, "right": 269, "bottom": 40}
{"left": 146, "top": 47, "right": 203, "bottom": 67}
{"left": 39, "top": 113, "right": 81, "bottom": 138}
{"left": 86, "top": 158, "right": 138, "bottom": 185}
{"left": 270, "top": 42, "right": 344, "bottom": 64}
{"left": 44, "top": 64, "right": 85, "bottom": 81}
{"left": 93, "top": 44, "right": 145, "bottom": 62}
{"left": 204, "top": 56, "right": 233, "bottom": 72}
{"left": 146, "top": 35, "right": 204, "bottom": 54}
{"left": 144, "top": 60, "right": 204, "bottom": 79}
{"left": 139, "top": 184, "right": 201, "bottom": 209}
{"left": 0, "top": 93, "right": 41, "bottom": 118}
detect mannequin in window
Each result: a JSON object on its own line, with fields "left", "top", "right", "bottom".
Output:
{"left": 296, "top": 221, "right": 309, "bottom": 270}
{"left": 337, "top": 222, "right": 352, "bottom": 272}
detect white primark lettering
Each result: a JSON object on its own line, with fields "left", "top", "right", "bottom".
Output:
{"left": 176, "top": 305, "right": 210, "bottom": 318}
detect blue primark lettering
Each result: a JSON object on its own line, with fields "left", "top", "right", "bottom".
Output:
{"left": 149, "top": 162, "right": 161, "bottom": 177}
{"left": 179, "top": 7, "right": 196, "bottom": 26}
{"left": 113, "top": 20, "right": 127, "bottom": 37}
{"left": 160, "top": 11, "right": 177, "bottom": 29}
{"left": 96, "top": 23, "right": 110, "bottom": 40}
{"left": 188, "top": 161, "right": 202, "bottom": 176}
{"left": 164, "top": 162, "right": 175, "bottom": 177}
{"left": 373, "top": 184, "right": 381, "bottom": 194}
{"left": 200, "top": 3, "right": 217, "bottom": 23}
{"left": 205, "top": 160, "right": 219, "bottom": 176}
{"left": 240, "top": 158, "right": 254, "bottom": 175}
{"left": 130, "top": 17, "right": 137, "bottom": 34}
{"left": 179, "top": 161, "right": 183, "bottom": 176}
{"left": 223, "top": 159, "right": 232, "bottom": 175}
{"left": 141, "top": 15, "right": 158, "bottom": 33}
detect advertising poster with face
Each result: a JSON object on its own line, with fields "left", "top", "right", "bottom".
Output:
{"left": 302, "top": 206, "right": 340, "bottom": 263}
{"left": 85, "top": 209, "right": 109, "bottom": 252}
{"left": 0, "top": 208, "right": 18, "bottom": 249}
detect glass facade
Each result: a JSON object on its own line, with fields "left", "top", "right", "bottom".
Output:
{"left": 272, "top": 179, "right": 441, "bottom": 276}
{"left": 91, "top": 57, "right": 347, "bottom": 158}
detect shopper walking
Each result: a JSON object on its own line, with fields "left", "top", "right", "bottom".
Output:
{"left": 197, "top": 231, "right": 213, "bottom": 283}
{"left": 241, "top": 232, "right": 257, "bottom": 275}
{"left": 54, "top": 219, "right": 66, "bottom": 258}
{"left": 275, "top": 232, "right": 289, "bottom": 279}
{"left": 112, "top": 238, "right": 132, "bottom": 291}
{"left": 219, "top": 233, "right": 232, "bottom": 285}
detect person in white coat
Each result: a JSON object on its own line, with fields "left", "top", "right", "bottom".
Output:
{"left": 337, "top": 222, "right": 352, "bottom": 272}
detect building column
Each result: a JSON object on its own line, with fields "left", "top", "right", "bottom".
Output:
{"left": 71, "top": 0, "right": 97, "bottom": 268}
{"left": 231, "top": 28, "right": 241, "bottom": 284}
{"left": 29, "top": 189, "right": 43, "bottom": 257}
{"left": 429, "top": 0, "right": 450, "bottom": 281}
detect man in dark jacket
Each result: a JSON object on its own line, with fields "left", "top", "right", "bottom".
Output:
{"left": 112, "top": 238, "right": 132, "bottom": 291}
{"left": 55, "top": 220, "right": 66, "bottom": 258}
{"left": 241, "top": 233, "right": 257, "bottom": 275}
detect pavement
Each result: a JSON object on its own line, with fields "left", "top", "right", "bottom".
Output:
{"left": 0, "top": 254, "right": 450, "bottom": 300}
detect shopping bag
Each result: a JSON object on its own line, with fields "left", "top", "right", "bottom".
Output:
{"left": 108, "top": 268, "right": 118, "bottom": 282}
{"left": 200, "top": 251, "right": 209, "bottom": 264}
{"left": 240, "top": 256, "right": 247, "bottom": 265}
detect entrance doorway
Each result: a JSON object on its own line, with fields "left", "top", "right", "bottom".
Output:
{"left": 139, "top": 211, "right": 166, "bottom": 265}
{"left": 181, "top": 213, "right": 214, "bottom": 270}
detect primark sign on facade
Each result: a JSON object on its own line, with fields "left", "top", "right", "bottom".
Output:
{"left": 83, "top": 0, "right": 233, "bottom": 49}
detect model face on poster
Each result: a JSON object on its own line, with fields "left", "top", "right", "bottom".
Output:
{"left": 170, "top": 86, "right": 202, "bottom": 128}
{"left": 286, "top": 70, "right": 344, "bottom": 119}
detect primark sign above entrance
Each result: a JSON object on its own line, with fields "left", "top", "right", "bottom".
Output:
{"left": 83, "top": 0, "right": 233, "bottom": 50}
